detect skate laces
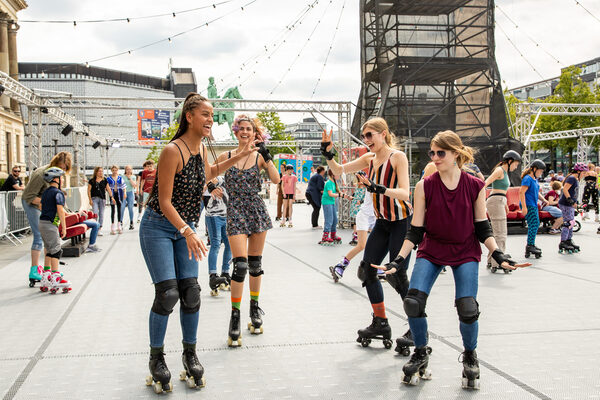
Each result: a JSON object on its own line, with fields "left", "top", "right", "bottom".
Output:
{"left": 251, "top": 304, "right": 265, "bottom": 318}
{"left": 458, "top": 351, "right": 477, "bottom": 366}
{"left": 184, "top": 348, "right": 199, "bottom": 364}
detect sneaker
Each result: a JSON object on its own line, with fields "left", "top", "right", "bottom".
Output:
{"left": 98, "top": 231, "right": 104, "bottom": 236}
{"left": 85, "top": 244, "right": 101, "bottom": 253}
{"left": 129, "top": 223, "right": 134, "bottom": 230}
{"left": 312, "top": 225, "right": 322, "bottom": 230}
{"left": 548, "top": 228, "right": 560, "bottom": 235}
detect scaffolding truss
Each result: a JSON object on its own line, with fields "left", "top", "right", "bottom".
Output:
{"left": 354, "top": 0, "right": 517, "bottom": 178}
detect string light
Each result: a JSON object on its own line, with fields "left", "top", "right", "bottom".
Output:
{"left": 496, "top": 22, "right": 545, "bottom": 81}
{"left": 573, "top": 0, "right": 600, "bottom": 24}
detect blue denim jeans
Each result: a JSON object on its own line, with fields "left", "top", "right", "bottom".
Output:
{"left": 322, "top": 204, "right": 337, "bottom": 233}
{"left": 22, "top": 198, "right": 43, "bottom": 251}
{"left": 205, "top": 215, "right": 231, "bottom": 274}
{"left": 92, "top": 197, "right": 105, "bottom": 229}
{"left": 408, "top": 257, "right": 479, "bottom": 351}
{"left": 120, "top": 191, "right": 135, "bottom": 224}
{"left": 139, "top": 208, "right": 200, "bottom": 347}
{"left": 82, "top": 220, "right": 99, "bottom": 245}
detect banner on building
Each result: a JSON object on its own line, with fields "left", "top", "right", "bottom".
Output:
{"left": 138, "top": 110, "right": 171, "bottom": 145}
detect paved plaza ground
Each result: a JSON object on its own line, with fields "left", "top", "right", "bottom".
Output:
{"left": 1, "top": 201, "right": 599, "bottom": 399}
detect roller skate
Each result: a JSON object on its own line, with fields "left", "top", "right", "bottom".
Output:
{"left": 49, "top": 271, "right": 71, "bottom": 294}
{"left": 395, "top": 330, "right": 433, "bottom": 356}
{"left": 280, "top": 219, "right": 287, "bottom": 227}
{"left": 349, "top": 232, "right": 358, "bottom": 246}
{"left": 524, "top": 244, "right": 542, "bottom": 259}
{"left": 39, "top": 268, "right": 51, "bottom": 292}
{"left": 287, "top": 220, "right": 293, "bottom": 228}
{"left": 460, "top": 349, "right": 480, "bottom": 390}
{"left": 117, "top": 222, "right": 123, "bottom": 234}
{"left": 219, "top": 272, "right": 231, "bottom": 291}
{"left": 209, "top": 273, "right": 227, "bottom": 296}
{"left": 330, "top": 232, "right": 342, "bottom": 245}
{"left": 565, "top": 239, "right": 580, "bottom": 253}
{"left": 329, "top": 262, "right": 346, "bottom": 283}
{"left": 558, "top": 240, "right": 575, "bottom": 254}
{"left": 247, "top": 299, "right": 265, "bottom": 334}
{"left": 227, "top": 308, "right": 242, "bottom": 347}
{"left": 28, "top": 265, "right": 42, "bottom": 288}
{"left": 356, "top": 314, "right": 393, "bottom": 349}
{"left": 145, "top": 350, "right": 173, "bottom": 394}
{"left": 179, "top": 346, "right": 206, "bottom": 389}
{"left": 318, "top": 232, "right": 333, "bottom": 246}
{"left": 402, "top": 347, "right": 432, "bottom": 385}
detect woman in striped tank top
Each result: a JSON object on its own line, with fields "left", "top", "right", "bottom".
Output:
{"left": 321, "top": 117, "right": 413, "bottom": 349}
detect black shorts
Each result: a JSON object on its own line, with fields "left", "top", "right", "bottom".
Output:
{"left": 283, "top": 194, "right": 294, "bottom": 200}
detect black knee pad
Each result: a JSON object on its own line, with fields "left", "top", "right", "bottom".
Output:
{"left": 231, "top": 257, "right": 248, "bottom": 283}
{"left": 403, "top": 289, "right": 428, "bottom": 318}
{"left": 386, "top": 266, "right": 409, "bottom": 298}
{"left": 152, "top": 279, "right": 179, "bottom": 316}
{"left": 357, "top": 260, "right": 377, "bottom": 287}
{"left": 48, "top": 249, "right": 63, "bottom": 259}
{"left": 562, "top": 220, "right": 571, "bottom": 228}
{"left": 248, "top": 255, "right": 264, "bottom": 277}
{"left": 178, "top": 277, "right": 201, "bottom": 314}
{"left": 455, "top": 296, "right": 480, "bottom": 324}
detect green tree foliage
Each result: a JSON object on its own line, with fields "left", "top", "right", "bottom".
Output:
{"left": 256, "top": 111, "right": 295, "bottom": 155}
{"left": 504, "top": 91, "right": 522, "bottom": 138}
{"left": 535, "top": 66, "right": 600, "bottom": 165}
{"left": 146, "top": 122, "right": 179, "bottom": 164}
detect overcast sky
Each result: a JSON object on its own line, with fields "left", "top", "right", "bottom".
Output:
{"left": 15, "top": 0, "right": 600, "bottom": 126}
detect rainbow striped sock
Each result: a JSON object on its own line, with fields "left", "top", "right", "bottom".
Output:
{"left": 250, "top": 291, "right": 259, "bottom": 302}
{"left": 231, "top": 296, "right": 241, "bottom": 310}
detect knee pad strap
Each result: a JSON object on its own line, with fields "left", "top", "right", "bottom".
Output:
{"left": 248, "top": 255, "right": 264, "bottom": 277}
{"left": 455, "top": 296, "right": 480, "bottom": 324}
{"left": 48, "top": 249, "right": 63, "bottom": 259}
{"left": 232, "top": 257, "right": 248, "bottom": 283}
{"left": 178, "top": 277, "right": 201, "bottom": 314}
{"left": 152, "top": 279, "right": 179, "bottom": 316}
{"left": 403, "top": 289, "right": 428, "bottom": 318}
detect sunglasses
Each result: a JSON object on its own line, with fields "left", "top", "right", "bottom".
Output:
{"left": 13, "top": 170, "right": 20, "bottom": 173}
{"left": 428, "top": 150, "right": 446, "bottom": 159}
{"left": 360, "top": 131, "right": 380, "bottom": 141}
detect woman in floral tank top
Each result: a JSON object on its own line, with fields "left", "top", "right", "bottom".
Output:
{"left": 216, "top": 114, "right": 280, "bottom": 347}
{"left": 139, "top": 93, "right": 257, "bottom": 392}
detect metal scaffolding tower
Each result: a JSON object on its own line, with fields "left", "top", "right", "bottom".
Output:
{"left": 353, "top": 0, "right": 521, "bottom": 178}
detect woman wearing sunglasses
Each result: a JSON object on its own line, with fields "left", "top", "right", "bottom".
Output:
{"left": 321, "top": 117, "right": 412, "bottom": 350}
{"left": 372, "top": 131, "right": 529, "bottom": 389}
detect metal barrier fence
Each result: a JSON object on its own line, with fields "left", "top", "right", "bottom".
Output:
{"left": 0, "top": 190, "right": 29, "bottom": 245}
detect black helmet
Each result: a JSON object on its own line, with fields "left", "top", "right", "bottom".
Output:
{"left": 502, "top": 150, "right": 521, "bottom": 162}
{"left": 43, "top": 167, "right": 65, "bottom": 183}
{"left": 530, "top": 159, "right": 546, "bottom": 170}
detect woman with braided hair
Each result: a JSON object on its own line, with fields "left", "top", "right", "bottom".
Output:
{"left": 321, "top": 117, "right": 413, "bottom": 351}
{"left": 139, "top": 93, "right": 257, "bottom": 393}
{"left": 373, "top": 131, "right": 530, "bottom": 389}
{"left": 216, "top": 114, "right": 280, "bottom": 347}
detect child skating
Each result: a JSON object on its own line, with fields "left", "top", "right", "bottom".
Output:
{"left": 38, "top": 167, "right": 71, "bottom": 294}
{"left": 204, "top": 177, "right": 231, "bottom": 296}
{"left": 558, "top": 163, "right": 588, "bottom": 253}
{"left": 319, "top": 169, "right": 350, "bottom": 245}
{"left": 280, "top": 165, "right": 296, "bottom": 227}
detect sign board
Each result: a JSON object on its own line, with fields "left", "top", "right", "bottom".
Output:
{"left": 273, "top": 154, "right": 314, "bottom": 183}
{"left": 138, "top": 110, "right": 171, "bottom": 145}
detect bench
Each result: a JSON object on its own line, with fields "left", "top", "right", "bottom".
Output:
{"left": 59, "top": 211, "right": 97, "bottom": 256}
{"left": 487, "top": 187, "right": 556, "bottom": 234}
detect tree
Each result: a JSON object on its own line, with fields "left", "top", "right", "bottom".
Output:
{"left": 256, "top": 111, "right": 295, "bottom": 155}
{"left": 146, "top": 122, "right": 179, "bottom": 163}
{"left": 533, "top": 65, "right": 600, "bottom": 168}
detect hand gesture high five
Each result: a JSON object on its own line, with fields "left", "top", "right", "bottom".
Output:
{"left": 320, "top": 129, "right": 335, "bottom": 160}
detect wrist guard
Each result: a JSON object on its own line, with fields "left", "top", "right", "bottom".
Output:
{"left": 405, "top": 225, "right": 425, "bottom": 246}
{"left": 207, "top": 182, "right": 216, "bottom": 193}
{"left": 474, "top": 220, "right": 493, "bottom": 243}
{"left": 566, "top": 197, "right": 576, "bottom": 206}
{"left": 366, "top": 179, "right": 386, "bottom": 194}
{"left": 384, "top": 255, "right": 405, "bottom": 271}
{"left": 320, "top": 141, "right": 335, "bottom": 160}
{"left": 257, "top": 142, "right": 272, "bottom": 162}
{"left": 491, "top": 250, "right": 515, "bottom": 267}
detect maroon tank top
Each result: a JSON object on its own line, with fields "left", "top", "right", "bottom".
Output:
{"left": 417, "top": 171, "right": 485, "bottom": 265}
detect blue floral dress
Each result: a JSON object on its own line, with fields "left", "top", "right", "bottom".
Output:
{"left": 224, "top": 153, "right": 273, "bottom": 236}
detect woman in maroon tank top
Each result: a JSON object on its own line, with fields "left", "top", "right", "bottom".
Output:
{"left": 374, "top": 131, "right": 530, "bottom": 389}
{"left": 322, "top": 117, "right": 413, "bottom": 349}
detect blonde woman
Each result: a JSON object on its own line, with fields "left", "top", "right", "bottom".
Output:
{"left": 122, "top": 165, "right": 137, "bottom": 230}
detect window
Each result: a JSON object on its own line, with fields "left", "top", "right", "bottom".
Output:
{"left": 16, "top": 134, "right": 21, "bottom": 162}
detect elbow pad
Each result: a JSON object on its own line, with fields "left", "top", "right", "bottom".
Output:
{"left": 405, "top": 225, "right": 425, "bottom": 246}
{"left": 474, "top": 220, "right": 493, "bottom": 243}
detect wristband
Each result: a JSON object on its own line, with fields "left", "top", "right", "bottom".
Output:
{"left": 384, "top": 255, "right": 405, "bottom": 271}
{"left": 207, "top": 182, "right": 216, "bottom": 193}
{"left": 320, "top": 141, "right": 335, "bottom": 160}
{"left": 365, "top": 179, "right": 386, "bottom": 195}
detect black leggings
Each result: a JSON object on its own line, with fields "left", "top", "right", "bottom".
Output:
{"left": 582, "top": 181, "right": 599, "bottom": 211}
{"left": 305, "top": 192, "right": 321, "bottom": 227}
{"left": 361, "top": 218, "right": 411, "bottom": 303}
{"left": 111, "top": 196, "right": 122, "bottom": 223}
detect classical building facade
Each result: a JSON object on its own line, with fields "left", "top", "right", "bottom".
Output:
{"left": 0, "top": 0, "right": 26, "bottom": 180}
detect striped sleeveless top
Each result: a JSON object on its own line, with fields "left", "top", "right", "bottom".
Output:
{"left": 368, "top": 152, "right": 411, "bottom": 221}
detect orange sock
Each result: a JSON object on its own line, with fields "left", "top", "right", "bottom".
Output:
{"left": 371, "top": 302, "right": 386, "bottom": 319}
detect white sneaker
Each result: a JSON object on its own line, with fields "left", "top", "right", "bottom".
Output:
{"left": 98, "top": 231, "right": 104, "bottom": 236}
{"left": 595, "top": 214, "right": 599, "bottom": 222}
{"left": 85, "top": 244, "right": 101, "bottom": 253}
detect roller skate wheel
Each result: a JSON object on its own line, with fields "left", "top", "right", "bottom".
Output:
{"left": 383, "top": 339, "right": 393, "bottom": 349}
{"left": 426, "top": 346, "right": 433, "bottom": 354}
{"left": 29, "top": 281, "right": 35, "bottom": 287}
{"left": 491, "top": 267, "right": 497, "bottom": 273}
{"left": 50, "top": 288, "right": 57, "bottom": 294}
{"left": 419, "top": 369, "right": 432, "bottom": 380}
{"left": 401, "top": 348, "right": 410, "bottom": 356}
{"left": 227, "top": 337, "right": 233, "bottom": 346}
{"left": 179, "top": 370, "right": 187, "bottom": 381}
{"left": 403, "top": 374, "right": 420, "bottom": 386}
{"left": 40, "top": 286, "right": 48, "bottom": 292}
{"left": 153, "top": 381, "right": 163, "bottom": 394}
{"left": 62, "top": 288, "right": 70, "bottom": 293}
{"left": 186, "top": 375, "right": 206, "bottom": 389}
{"left": 462, "top": 377, "right": 480, "bottom": 390}
{"left": 503, "top": 268, "right": 511, "bottom": 274}
{"left": 210, "top": 289, "right": 218, "bottom": 296}
{"left": 360, "top": 338, "right": 371, "bottom": 347}
{"left": 145, "top": 375, "right": 153, "bottom": 386}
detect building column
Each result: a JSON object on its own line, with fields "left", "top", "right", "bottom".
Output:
{"left": 8, "top": 22, "right": 19, "bottom": 113}
{"left": 0, "top": 15, "right": 10, "bottom": 110}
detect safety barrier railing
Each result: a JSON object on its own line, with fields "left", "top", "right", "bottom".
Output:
{"left": 0, "top": 190, "right": 29, "bottom": 245}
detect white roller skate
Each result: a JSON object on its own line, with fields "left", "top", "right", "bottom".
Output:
{"left": 39, "top": 269, "right": 52, "bottom": 292}
{"left": 49, "top": 271, "right": 71, "bottom": 294}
